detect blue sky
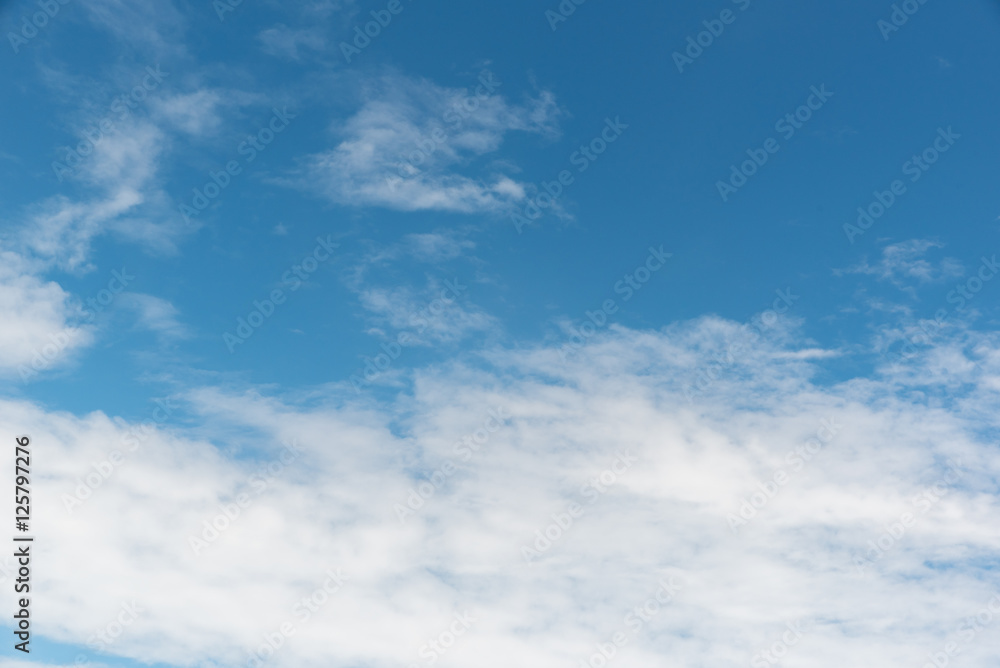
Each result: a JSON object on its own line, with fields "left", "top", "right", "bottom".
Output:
{"left": 1, "top": 0, "right": 1000, "bottom": 666}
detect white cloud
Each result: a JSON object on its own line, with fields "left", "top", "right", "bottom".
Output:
{"left": 0, "top": 251, "right": 94, "bottom": 378}
{"left": 357, "top": 279, "right": 496, "bottom": 346}
{"left": 838, "top": 239, "right": 964, "bottom": 287}
{"left": 80, "top": 0, "right": 188, "bottom": 58}
{"left": 296, "top": 73, "right": 561, "bottom": 213}
{"left": 4, "top": 318, "right": 1000, "bottom": 667}
{"left": 403, "top": 233, "right": 475, "bottom": 262}
{"left": 258, "top": 24, "right": 327, "bottom": 60}
{"left": 153, "top": 90, "right": 225, "bottom": 136}
{"left": 361, "top": 232, "right": 476, "bottom": 266}
{"left": 118, "top": 293, "right": 189, "bottom": 339}
{"left": 22, "top": 120, "right": 185, "bottom": 272}
{"left": 342, "top": 235, "right": 491, "bottom": 347}
{"left": 3, "top": 85, "right": 201, "bottom": 378}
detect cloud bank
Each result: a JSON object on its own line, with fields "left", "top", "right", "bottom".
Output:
{"left": 4, "top": 317, "right": 999, "bottom": 668}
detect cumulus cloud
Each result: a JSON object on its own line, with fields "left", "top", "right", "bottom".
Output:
{"left": 295, "top": 73, "right": 561, "bottom": 213}
{"left": 5, "top": 318, "right": 1000, "bottom": 667}
{"left": 0, "top": 251, "right": 94, "bottom": 378}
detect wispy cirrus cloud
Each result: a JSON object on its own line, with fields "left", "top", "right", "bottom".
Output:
{"left": 19, "top": 120, "right": 183, "bottom": 272}
{"left": 356, "top": 280, "right": 496, "bottom": 346}
{"left": 837, "top": 239, "right": 964, "bottom": 288}
{"left": 2, "top": 61, "right": 224, "bottom": 377}
{"left": 344, "top": 232, "right": 492, "bottom": 345}
{"left": 79, "top": 0, "right": 189, "bottom": 58}
{"left": 118, "top": 293, "right": 190, "bottom": 340}
{"left": 258, "top": 24, "right": 328, "bottom": 60}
